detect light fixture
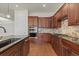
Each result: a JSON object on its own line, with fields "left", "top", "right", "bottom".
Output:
{"left": 42, "top": 4, "right": 46, "bottom": 7}
{"left": 6, "top": 3, "right": 11, "bottom": 18}
{"left": 6, "top": 14, "right": 11, "bottom": 18}
{"left": 16, "top": 4, "right": 19, "bottom": 7}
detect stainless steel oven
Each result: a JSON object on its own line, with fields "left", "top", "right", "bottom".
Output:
{"left": 29, "top": 27, "right": 38, "bottom": 37}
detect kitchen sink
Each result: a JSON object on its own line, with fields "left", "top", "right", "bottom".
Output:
{"left": 0, "top": 39, "right": 11, "bottom": 48}
{"left": 8, "top": 38, "right": 21, "bottom": 43}
{"left": 0, "top": 38, "right": 21, "bottom": 48}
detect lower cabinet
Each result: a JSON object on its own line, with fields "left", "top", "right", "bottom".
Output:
{"left": 62, "top": 39, "right": 79, "bottom": 56}
{"left": 51, "top": 35, "right": 79, "bottom": 56}
{"left": 23, "top": 39, "right": 30, "bottom": 56}
{"left": 0, "top": 41, "right": 23, "bottom": 56}
{"left": 62, "top": 46, "right": 79, "bottom": 56}
{"left": 62, "top": 46, "right": 71, "bottom": 56}
{"left": 0, "top": 37, "right": 30, "bottom": 56}
{"left": 51, "top": 35, "right": 62, "bottom": 56}
{"left": 37, "top": 33, "right": 52, "bottom": 43}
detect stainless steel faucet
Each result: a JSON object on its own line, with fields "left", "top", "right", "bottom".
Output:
{"left": 0, "top": 26, "right": 6, "bottom": 33}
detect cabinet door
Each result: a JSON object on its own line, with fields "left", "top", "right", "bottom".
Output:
{"left": 28, "top": 16, "right": 38, "bottom": 28}
{"left": 37, "top": 33, "right": 52, "bottom": 43}
{"left": 23, "top": 39, "right": 30, "bottom": 56}
{"left": 28, "top": 16, "right": 34, "bottom": 28}
{"left": 38, "top": 17, "right": 51, "bottom": 28}
{"left": 53, "top": 16, "right": 57, "bottom": 28}
{"left": 62, "top": 46, "right": 71, "bottom": 56}
{"left": 53, "top": 16, "right": 61, "bottom": 28}
{"left": 33, "top": 16, "right": 38, "bottom": 27}
{"left": 0, "top": 41, "right": 22, "bottom": 56}
{"left": 68, "top": 3, "right": 79, "bottom": 25}
{"left": 62, "top": 4, "right": 68, "bottom": 17}
{"left": 51, "top": 16, "right": 54, "bottom": 28}
{"left": 38, "top": 17, "right": 43, "bottom": 27}
{"left": 70, "top": 51, "right": 79, "bottom": 56}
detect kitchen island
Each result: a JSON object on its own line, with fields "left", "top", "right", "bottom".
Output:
{"left": 0, "top": 35, "right": 29, "bottom": 56}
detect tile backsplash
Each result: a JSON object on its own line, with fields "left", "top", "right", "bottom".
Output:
{"left": 53, "top": 19, "right": 79, "bottom": 38}
{"left": 38, "top": 28, "right": 53, "bottom": 34}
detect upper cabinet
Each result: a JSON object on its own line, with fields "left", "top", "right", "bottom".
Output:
{"left": 52, "top": 3, "right": 79, "bottom": 28}
{"left": 38, "top": 17, "right": 51, "bottom": 28}
{"left": 61, "top": 4, "right": 68, "bottom": 17}
{"left": 52, "top": 6, "right": 63, "bottom": 28}
{"left": 28, "top": 16, "right": 38, "bottom": 28}
{"left": 68, "top": 3, "right": 79, "bottom": 25}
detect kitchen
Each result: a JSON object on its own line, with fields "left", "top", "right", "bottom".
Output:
{"left": 0, "top": 3, "right": 79, "bottom": 56}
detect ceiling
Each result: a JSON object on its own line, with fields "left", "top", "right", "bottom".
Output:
{"left": 0, "top": 3, "right": 63, "bottom": 20}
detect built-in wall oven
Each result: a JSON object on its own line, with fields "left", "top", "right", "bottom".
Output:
{"left": 29, "top": 27, "right": 38, "bottom": 37}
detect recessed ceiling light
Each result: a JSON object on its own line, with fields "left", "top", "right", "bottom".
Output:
{"left": 42, "top": 4, "right": 46, "bottom": 7}
{"left": 16, "top": 5, "right": 19, "bottom": 7}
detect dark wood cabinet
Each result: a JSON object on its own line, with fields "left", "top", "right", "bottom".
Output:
{"left": 23, "top": 39, "right": 30, "bottom": 56}
{"left": 28, "top": 16, "right": 38, "bottom": 28}
{"left": 0, "top": 40, "right": 23, "bottom": 56}
{"left": 52, "top": 16, "right": 61, "bottom": 28}
{"left": 51, "top": 35, "right": 62, "bottom": 56}
{"left": 51, "top": 35, "right": 79, "bottom": 56}
{"left": 0, "top": 37, "right": 30, "bottom": 56}
{"left": 29, "top": 16, "right": 51, "bottom": 28}
{"left": 52, "top": 3, "right": 79, "bottom": 27}
{"left": 61, "top": 4, "right": 68, "bottom": 17}
{"left": 68, "top": 3, "right": 79, "bottom": 25}
{"left": 38, "top": 17, "right": 51, "bottom": 28}
{"left": 62, "top": 45, "right": 79, "bottom": 56}
{"left": 52, "top": 5, "right": 63, "bottom": 28}
{"left": 62, "top": 39, "right": 79, "bottom": 56}
{"left": 62, "top": 46, "right": 70, "bottom": 56}
{"left": 37, "top": 33, "right": 52, "bottom": 43}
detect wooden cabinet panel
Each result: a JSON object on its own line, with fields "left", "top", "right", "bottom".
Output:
{"left": 62, "top": 39, "right": 79, "bottom": 56}
{"left": 62, "top": 45, "right": 79, "bottom": 56}
{"left": 52, "top": 15, "right": 61, "bottom": 28}
{"left": 52, "top": 6, "right": 63, "bottom": 28}
{"left": 62, "top": 46, "right": 70, "bottom": 56}
{"left": 28, "top": 16, "right": 34, "bottom": 28}
{"left": 23, "top": 39, "right": 30, "bottom": 56}
{"left": 0, "top": 38, "right": 30, "bottom": 56}
{"left": 61, "top": 4, "right": 68, "bottom": 17}
{"left": 28, "top": 16, "right": 38, "bottom": 28}
{"left": 68, "top": 3, "right": 79, "bottom": 25}
{"left": 51, "top": 35, "right": 62, "bottom": 56}
{"left": 37, "top": 33, "right": 52, "bottom": 43}
{"left": 38, "top": 17, "right": 51, "bottom": 28}
{"left": 51, "top": 35, "right": 79, "bottom": 56}
{"left": 51, "top": 16, "right": 54, "bottom": 28}
{"left": 0, "top": 41, "right": 23, "bottom": 56}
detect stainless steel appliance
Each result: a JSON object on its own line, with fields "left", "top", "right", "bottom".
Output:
{"left": 29, "top": 27, "right": 38, "bottom": 37}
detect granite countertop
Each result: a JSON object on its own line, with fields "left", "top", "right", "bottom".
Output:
{"left": 54, "top": 34, "right": 79, "bottom": 45}
{"left": 0, "top": 35, "right": 29, "bottom": 52}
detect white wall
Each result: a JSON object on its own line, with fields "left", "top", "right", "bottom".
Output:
{"left": 29, "top": 12, "right": 53, "bottom": 17}
{"left": 14, "top": 10, "right": 28, "bottom": 36}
